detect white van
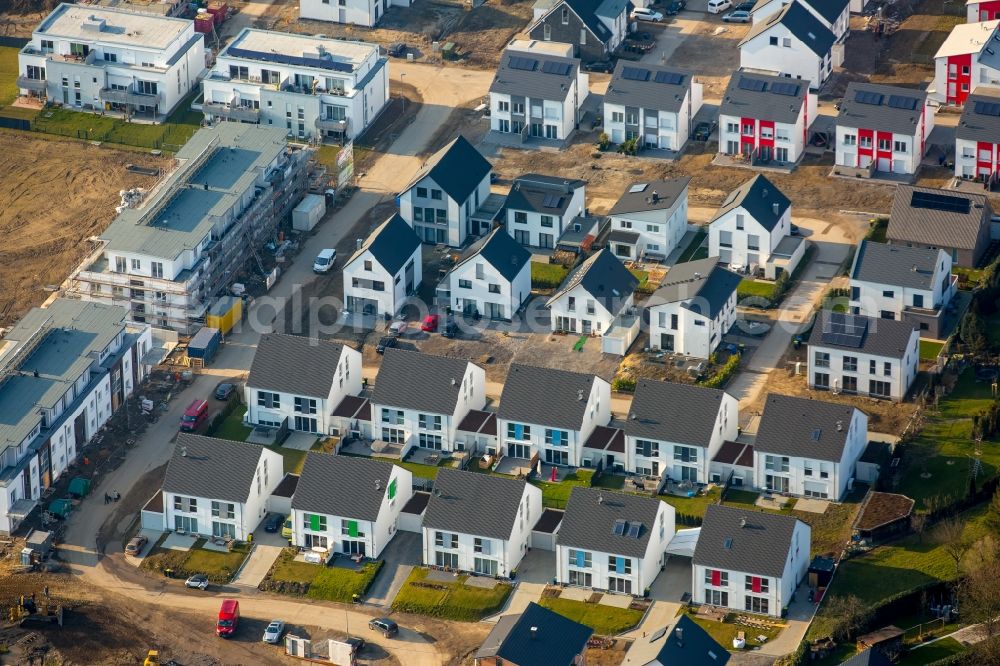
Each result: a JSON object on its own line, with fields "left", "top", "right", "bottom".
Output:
{"left": 707, "top": 0, "right": 732, "bottom": 12}
{"left": 313, "top": 248, "right": 337, "bottom": 274}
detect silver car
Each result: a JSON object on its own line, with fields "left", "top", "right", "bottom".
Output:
{"left": 263, "top": 620, "right": 286, "bottom": 644}
{"left": 185, "top": 573, "right": 210, "bottom": 590}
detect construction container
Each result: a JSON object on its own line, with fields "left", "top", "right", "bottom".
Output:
{"left": 206, "top": 296, "right": 242, "bottom": 336}
{"left": 68, "top": 477, "right": 91, "bottom": 498}
{"left": 292, "top": 194, "right": 326, "bottom": 232}
{"left": 206, "top": 0, "right": 227, "bottom": 26}
{"left": 194, "top": 10, "right": 214, "bottom": 33}
{"left": 187, "top": 326, "right": 221, "bottom": 367}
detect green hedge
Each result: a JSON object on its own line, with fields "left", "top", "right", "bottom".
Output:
{"left": 611, "top": 375, "right": 637, "bottom": 393}
{"left": 700, "top": 353, "right": 741, "bottom": 389}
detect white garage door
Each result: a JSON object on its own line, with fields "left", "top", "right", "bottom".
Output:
{"left": 892, "top": 159, "right": 908, "bottom": 174}
{"left": 877, "top": 157, "right": 891, "bottom": 172}
{"left": 398, "top": 511, "right": 424, "bottom": 533}
{"left": 531, "top": 531, "right": 557, "bottom": 551}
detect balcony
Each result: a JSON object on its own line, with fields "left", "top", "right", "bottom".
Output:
{"left": 203, "top": 101, "right": 261, "bottom": 123}
{"left": 99, "top": 87, "right": 162, "bottom": 107}
{"left": 16, "top": 76, "right": 46, "bottom": 92}
{"left": 316, "top": 116, "right": 349, "bottom": 133}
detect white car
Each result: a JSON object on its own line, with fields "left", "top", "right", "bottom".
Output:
{"left": 184, "top": 574, "right": 209, "bottom": 590}
{"left": 263, "top": 620, "right": 286, "bottom": 644}
{"left": 707, "top": 0, "right": 732, "bottom": 13}
{"left": 631, "top": 7, "right": 664, "bottom": 21}
{"left": 313, "top": 248, "right": 337, "bottom": 274}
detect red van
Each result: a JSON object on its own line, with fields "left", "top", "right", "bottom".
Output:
{"left": 180, "top": 399, "right": 209, "bottom": 432}
{"left": 216, "top": 599, "right": 239, "bottom": 637}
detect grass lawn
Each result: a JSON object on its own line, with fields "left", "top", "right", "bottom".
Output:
{"left": 531, "top": 261, "right": 570, "bottom": 289}
{"left": 538, "top": 597, "right": 644, "bottom": 635}
{"left": 531, "top": 468, "right": 598, "bottom": 508}
{"left": 919, "top": 340, "right": 945, "bottom": 362}
{"left": 268, "top": 550, "right": 382, "bottom": 602}
{"left": 898, "top": 637, "right": 966, "bottom": 665}
{"left": 207, "top": 404, "right": 252, "bottom": 441}
{"left": 954, "top": 266, "right": 986, "bottom": 288}
{"left": 660, "top": 486, "right": 721, "bottom": 519}
{"left": 676, "top": 229, "right": 708, "bottom": 263}
{"left": 737, "top": 279, "right": 777, "bottom": 302}
{"left": 315, "top": 144, "right": 341, "bottom": 170}
{"left": 0, "top": 46, "right": 20, "bottom": 107}
{"left": 141, "top": 537, "right": 251, "bottom": 584}
{"left": 391, "top": 567, "right": 513, "bottom": 621}
{"left": 687, "top": 613, "right": 782, "bottom": 652}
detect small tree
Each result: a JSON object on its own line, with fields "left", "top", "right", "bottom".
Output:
{"left": 824, "top": 595, "right": 873, "bottom": 643}
{"left": 597, "top": 132, "right": 610, "bottom": 151}
{"left": 960, "top": 537, "right": 1000, "bottom": 639}
{"left": 933, "top": 516, "right": 969, "bottom": 577}
{"left": 960, "top": 301, "right": 989, "bottom": 356}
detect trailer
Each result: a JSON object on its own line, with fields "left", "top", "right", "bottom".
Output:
{"left": 292, "top": 193, "right": 326, "bottom": 232}
{"left": 187, "top": 326, "right": 222, "bottom": 367}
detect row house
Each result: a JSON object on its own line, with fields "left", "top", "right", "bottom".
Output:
{"left": 717, "top": 70, "right": 817, "bottom": 168}
{"left": 887, "top": 185, "right": 992, "bottom": 267}
{"left": 739, "top": 1, "right": 838, "bottom": 90}
{"left": 474, "top": 603, "right": 592, "bottom": 666}
{"left": 526, "top": 0, "right": 628, "bottom": 63}
{"left": 547, "top": 249, "right": 639, "bottom": 336}
{"left": 933, "top": 20, "right": 1000, "bottom": 106}
{"left": 504, "top": 174, "right": 587, "bottom": 249}
{"left": 752, "top": 0, "right": 850, "bottom": 42}
{"left": 200, "top": 29, "right": 389, "bottom": 143}
{"left": 970, "top": 0, "right": 1000, "bottom": 21}
{"left": 0, "top": 299, "right": 151, "bottom": 534}
{"left": 607, "top": 178, "right": 690, "bottom": 262}
{"left": 299, "top": 0, "right": 410, "bottom": 27}
{"left": 438, "top": 227, "right": 531, "bottom": 321}
{"left": 956, "top": 87, "right": 1000, "bottom": 182}
{"left": 602, "top": 62, "right": 703, "bottom": 152}
{"left": 342, "top": 213, "right": 422, "bottom": 319}
{"left": 834, "top": 82, "right": 934, "bottom": 178}
{"left": 17, "top": 3, "right": 206, "bottom": 119}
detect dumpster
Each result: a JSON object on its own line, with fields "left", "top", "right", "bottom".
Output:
{"left": 187, "top": 327, "right": 221, "bottom": 366}
{"left": 206, "top": 296, "right": 242, "bottom": 336}
{"left": 67, "top": 477, "right": 91, "bottom": 498}
{"left": 206, "top": 0, "right": 227, "bottom": 25}
{"left": 194, "top": 9, "right": 214, "bottom": 33}
{"left": 292, "top": 194, "right": 326, "bottom": 232}
{"left": 48, "top": 499, "right": 72, "bottom": 519}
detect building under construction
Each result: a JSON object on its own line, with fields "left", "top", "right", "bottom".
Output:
{"left": 69, "top": 124, "right": 312, "bottom": 334}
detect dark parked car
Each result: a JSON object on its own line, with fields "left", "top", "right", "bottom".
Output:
{"left": 375, "top": 336, "right": 397, "bottom": 354}
{"left": 442, "top": 320, "right": 459, "bottom": 339}
{"left": 585, "top": 60, "right": 614, "bottom": 73}
{"left": 369, "top": 618, "right": 398, "bottom": 638}
{"left": 693, "top": 121, "right": 715, "bottom": 141}
{"left": 264, "top": 513, "right": 285, "bottom": 533}
{"left": 387, "top": 42, "right": 407, "bottom": 57}
{"left": 665, "top": 0, "right": 686, "bottom": 14}
{"left": 214, "top": 382, "right": 235, "bottom": 401}
{"left": 734, "top": 1, "right": 755, "bottom": 11}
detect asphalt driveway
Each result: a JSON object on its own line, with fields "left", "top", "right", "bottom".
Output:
{"left": 366, "top": 531, "right": 422, "bottom": 607}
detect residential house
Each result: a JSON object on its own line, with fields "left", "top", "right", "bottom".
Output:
{"left": 709, "top": 440, "right": 757, "bottom": 489}
{"left": 504, "top": 174, "right": 587, "bottom": 249}
{"left": 834, "top": 83, "right": 935, "bottom": 178}
{"left": 0, "top": 299, "right": 151, "bottom": 535}
{"left": 342, "top": 213, "right": 422, "bottom": 318}
{"left": 547, "top": 249, "right": 639, "bottom": 336}
{"left": 887, "top": 185, "right": 992, "bottom": 267}
{"left": 290, "top": 453, "right": 412, "bottom": 559}
{"left": 849, "top": 240, "right": 956, "bottom": 338}
{"left": 497, "top": 364, "right": 611, "bottom": 467}
{"left": 607, "top": 178, "right": 690, "bottom": 262}
{"left": 473, "top": 602, "right": 593, "bottom": 666}
{"left": 932, "top": 20, "right": 1000, "bottom": 106}
{"left": 634, "top": 615, "right": 731, "bottom": 666}
{"left": 646, "top": 257, "right": 742, "bottom": 358}
{"left": 556, "top": 487, "right": 675, "bottom": 594}
{"left": 970, "top": 0, "right": 1000, "bottom": 22}
{"left": 489, "top": 49, "right": 589, "bottom": 145}
{"left": 200, "top": 29, "right": 388, "bottom": 143}
{"left": 299, "top": 0, "right": 408, "bottom": 27}
{"left": 398, "top": 135, "right": 494, "bottom": 246}
{"left": 692, "top": 504, "right": 811, "bottom": 617}
{"left": 752, "top": 393, "right": 868, "bottom": 500}
{"left": 17, "top": 3, "right": 206, "bottom": 118}
{"left": 602, "top": 62, "right": 703, "bottom": 152}
{"left": 455, "top": 410, "right": 498, "bottom": 457}
{"left": 840, "top": 648, "right": 894, "bottom": 666}
{"left": 955, "top": 87, "right": 1000, "bottom": 181}
{"left": 752, "top": 0, "right": 850, "bottom": 42}
{"left": 808, "top": 311, "right": 920, "bottom": 401}
{"left": 439, "top": 227, "right": 531, "bottom": 320}
{"left": 717, "top": 70, "right": 818, "bottom": 167}
{"left": 245, "top": 333, "right": 363, "bottom": 435}
{"left": 526, "top": 0, "right": 628, "bottom": 63}
{"left": 421, "top": 468, "right": 542, "bottom": 576}
{"left": 161, "top": 434, "right": 283, "bottom": 540}
{"left": 624, "top": 379, "right": 739, "bottom": 481}
{"left": 708, "top": 174, "right": 805, "bottom": 279}
{"left": 738, "top": 1, "right": 838, "bottom": 90}
{"left": 370, "top": 349, "right": 486, "bottom": 454}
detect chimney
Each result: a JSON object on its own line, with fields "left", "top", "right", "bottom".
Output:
{"left": 530, "top": 626, "right": 539, "bottom": 639}
{"left": 836, "top": 420, "right": 843, "bottom": 432}
{"left": 693, "top": 272, "right": 701, "bottom": 279}
{"left": 740, "top": 517, "right": 747, "bottom": 528}
{"left": 375, "top": 479, "right": 381, "bottom": 491}
{"left": 181, "top": 446, "right": 188, "bottom": 457}
{"left": 577, "top": 389, "right": 584, "bottom": 401}
{"left": 772, "top": 202, "right": 780, "bottom": 216}
{"left": 598, "top": 494, "right": 604, "bottom": 504}
{"left": 630, "top": 412, "right": 637, "bottom": 420}
{"left": 651, "top": 190, "right": 659, "bottom": 203}
{"left": 356, "top": 238, "right": 363, "bottom": 251}
{"left": 451, "top": 378, "right": 457, "bottom": 386}
{"left": 675, "top": 627, "right": 684, "bottom": 646}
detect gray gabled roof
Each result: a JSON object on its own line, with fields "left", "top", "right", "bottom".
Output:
{"left": 840, "top": 648, "right": 894, "bottom": 666}
{"left": 556, "top": 487, "right": 663, "bottom": 559}
{"left": 693, "top": 504, "right": 804, "bottom": 578}
{"left": 608, "top": 178, "right": 691, "bottom": 216}
{"left": 710, "top": 174, "right": 790, "bottom": 232}
{"left": 887, "top": 185, "right": 991, "bottom": 252}
{"left": 451, "top": 226, "right": 531, "bottom": 283}
{"left": 505, "top": 173, "right": 586, "bottom": 216}
{"left": 808, "top": 311, "right": 917, "bottom": 360}
{"left": 246, "top": 333, "right": 347, "bottom": 398}
{"left": 753, "top": 393, "right": 862, "bottom": 462}
{"left": 650, "top": 615, "right": 730, "bottom": 666}
{"left": 346, "top": 213, "right": 421, "bottom": 276}
{"left": 604, "top": 61, "right": 694, "bottom": 114}
{"left": 957, "top": 87, "right": 1000, "bottom": 142}
{"left": 719, "top": 70, "right": 808, "bottom": 125}
{"left": 804, "top": 0, "right": 850, "bottom": 25}
{"left": 837, "top": 82, "right": 928, "bottom": 135}
{"left": 740, "top": 0, "right": 835, "bottom": 57}
{"left": 851, "top": 240, "right": 945, "bottom": 290}
{"left": 162, "top": 434, "right": 266, "bottom": 504}
{"left": 475, "top": 602, "right": 593, "bottom": 664}
{"left": 371, "top": 348, "right": 478, "bottom": 415}
{"left": 490, "top": 49, "right": 580, "bottom": 102}
{"left": 422, "top": 468, "right": 529, "bottom": 540}
{"left": 291, "top": 453, "right": 396, "bottom": 522}
{"left": 649, "top": 257, "right": 741, "bottom": 319}
{"left": 625, "top": 379, "right": 731, "bottom": 447}
{"left": 498, "top": 364, "right": 602, "bottom": 431}
{"left": 401, "top": 135, "right": 492, "bottom": 204}
{"left": 547, "top": 249, "right": 639, "bottom": 314}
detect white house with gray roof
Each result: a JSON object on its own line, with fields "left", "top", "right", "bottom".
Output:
{"left": 370, "top": 349, "right": 486, "bottom": 455}
{"left": 343, "top": 213, "right": 422, "bottom": 319}
{"left": 290, "top": 453, "right": 412, "bottom": 559}
{"left": 886, "top": 185, "right": 990, "bottom": 268}
{"left": 0, "top": 299, "right": 151, "bottom": 535}
{"left": 955, "top": 87, "right": 1000, "bottom": 181}
{"left": 438, "top": 227, "right": 532, "bottom": 320}
{"left": 547, "top": 249, "right": 639, "bottom": 336}
{"left": 625, "top": 380, "right": 738, "bottom": 481}
{"left": 161, "top": 434, "right": 283, "bottom": 540}
{"left": 556, "top": 487, "right": 674, "bottom": 594}
{"left": 646, "top": 257, "right": 742, "bottom": 359}
{"left": 739, "top": 0, "right": 838, "bottom": 90}
{"left": 752, "top": 0, "right": 850, "bottom": 42}
{"left": 421, "top": 468, "right": 542, "bottom": 576}
{"left": 751, "top": 393, "right": 868, "bottom": 500}
{"left": 497, "top": 364, "right": 610, "bottom": 468}
{"left": 602, "top": 62, "right": 703, "bottom": 152}
{"left": 505, "top": 174, "right": 587, "bottom": 249}
{"left": 245, "top": 333, "right": 363, "bottom": 435}
{"left": 607, "top": 179, "right": 690, "bottom": 263}
{"left": 692, "top": 504, "right": 810, "bottom": 617}
{"left": 717, "top": 70, "right": 817, "bottom": 168}
{"left": 489, "top": 49, "right": 588, "bottom": 145}
{"left": 849, "top": 240, "right": 956, "bottom": 339}
{"left": 807, "top": 311, "right": 919, "bottom": 401}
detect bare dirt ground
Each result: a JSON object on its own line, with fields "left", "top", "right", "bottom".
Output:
{"left": 667, "top": 19, "right": 748, "bottom": 100}
{"left": 0, "top": 132, "right": 167, "bottom": 327}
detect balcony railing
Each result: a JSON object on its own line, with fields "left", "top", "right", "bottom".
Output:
{"left": 203, "top": 101, "right": 261, "bottom": 122}
{"left": 99, "top": 88, "right": 162, "bottom": 107}
{"left": 316, "top": 116, "right": 348, "bottom": 133}
{"left": 16, "top": 76, "right": 46, "bottom": 92}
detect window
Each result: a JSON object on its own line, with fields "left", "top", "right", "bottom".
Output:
{"left": 719, "top": 230, "right": 733, "bottom": 248}
{"left": 747, "top": 234, "right": 760, "bottom": 251}
{"left": 635, "top": 439, "right": 659, "bottom": 458}
{"left": 303, "top": 513, "right": 328, "bottom": 531}
{"left": 567, "top": 296, "right": 576, "bottom": 312}
{"left": 435, "top": 531, "right": 458, "bottom": 548}
{"left": 882, "top": 289, "right": 894, "bottom": 298}
{"left": 497, "top": 100, "right": 509, "bottom": 113}
{"left": 869, "top": 380, "right": 891, "bottom": 397}
{"left": 545, "top": 429, "right": 568, "bottom": 446}
{"left": 418, "top": 414, "right": 442, "bottom": 431}
{"left": 544, "top": 23, "right": 552, "bottom": 40}
{"left": 211, "top": 501, "right": 234, "bottom": 519}
{"left": 745, "top": 597, "right": 769, "bottom": 614}
{"left": 814, "top": 352, "right": 830, "bottom": 368}
{"left": 475, "top": 557, "right": 499, "bottom": 576}
{"left": 513, "top": 211, "right": 528, "bottom": 224}
{"left": 843, "top": 376, "right": 858, "bottom": 393}
{"left": 172, "top": 496, "right": 197, "bottom": 512}
{"left": 382, "top": 428, "right": 404, "bottom": 444}
{"left": 513, "top": 102, "right": 524, "bottom": 114}
{"left": 769, "top": 36, "right": 778, "bottom": 46}
{"left": 611, "top": 111, "right": 624, "bottom": 123}
{"left": 705, "top": 589, "right": 729, "bottom": 606}
{"left": 843, "top": 134, "right": 857, "bottom": 146}
{"left": 745, "top": 576, "right": 770, "bottom": 593}
{"left": 381, "top": 408, "right": 403, "bottom": 425}
{"left": 489, "top": 284, "right": 501, "bottom": 294}
{"left": 735, "top": 214, "right": 744, "bottom": 230}
{"left": 340, "top": 519, "right": 364, "bottom": 537}
{"left": 893, "top": 140, "right": 907, "bottom": 153}
{"left": 704, "top": 569, "right": 729, "bottom": 586}
{"left": 568, "top": 549, "right": 592, "bottom": 568}
{"left": 507, "top": 423, "right": 531, "bottom": 439}
{"left": 860, "top": 136, "right": 872, "bottom": 149}
{"left": 436, "top": 551, "right": 459, "bottom": 568}
{"left": 115, "top": 256, "right": 127, "bottom": 273}
{"left": 431, "top": 189, "right": 443, "bottom": 200}
{"left": 562, "top": 6, "right": 569, "bottom": 23}
{"left": 878, "top": 138, "right": 891, "bottom": 151}
{"left": 458, "top": 279, "right": 472, "bottom": 289}
{"left": 416, "top": 187, "right": 428, "bottom": 198}
{"left": 782, "top": 37, "right": 791, "bottom": 47}
{"left": 580, "top": 29, "right": 586, "bottom": 45}
{"left": 151, "top": 262, "right": 163, "bottom": 279}
{"left": 913, "top": 294, "right": 924, "bottom": 308}
{"left": 294, "top": 397, "right": 317, "bottom": 414}
{"left": 674, "top": 445, "right": 698, "bottom": 463}
{"left": 608, "top": 555, "right": 632, "bottom": 574}
{"left": 765, "top": 455, "right": 789, "bottom": 472}
{"left": 257, "top": 391, "right": 280, "bottom": 409}
{"left": 842, "top": 356, "right": 857, "bottom": 372}
{"left": 670, "top": 314, "right": 678, "bottom": 330}
{"left": 540, "top": 215, "right": 554, "bottom": 228}
{"left": 883, "top": 361, "right": 892, "bottom": 377}
{"left": 804, "top": 462, "right": 814, "bottom": 477}
{"left": 131, "top": 258, "right": 141, "bottom": 271}
{"left": 474, "top": 537, "right": 492, "bottom": 554}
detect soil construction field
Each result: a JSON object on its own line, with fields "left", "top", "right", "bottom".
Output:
{"left": 0, "top": 132, "right": 167, "bottom": 327}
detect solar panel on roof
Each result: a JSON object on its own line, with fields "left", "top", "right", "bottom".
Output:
{"left": 887, "top": 95, "right": 919, "bottom": 110}
{"left": 820, "top": 313, "right": 868, "bottom": 348}
{"left": 508, "top": 56, "right": 538, "bottom": 71}
{"left": 770, "top": 81, "right": 800, "bottom": 96}
{"left": 738, "top": 77, "right": 767, "bottom": 92}
{"left": 621, "top": 66, "right": 651, "bottom": 81}
{"left": 910, "top": 190, "right": 972, "bottom": 214}
{"left": 854, "top": 90, "right": 885, "bottom": 106}
{"left": 542, "top": 194, "right": 564, "bottom": 208}
{"left": 542, "top": 60, "right": 572, "bottom": 76}
{"left": 974, "top": 100, "right": 1000, "bottom": 116}
{"left": 654, "top": 70, "right": 684, "bottom": 85}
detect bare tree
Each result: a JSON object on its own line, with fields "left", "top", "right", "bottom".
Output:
{"left": 823, "top": 595, "right": 873, "bottom": 643}
{"left": 911, "top": 512, "right": 928, "bottom": 544}
{"left": 959, "top": 540, "right": 1000, "bottom": 640}
{"left": 933, "top": 516, "right": 969, "bottom": 578}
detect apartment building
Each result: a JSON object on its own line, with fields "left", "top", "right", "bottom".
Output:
{"left": 69, "top": 124, "right": 311, "bottom": 334}
{"left": 17, "top": 3, "right": 206, "bottom": 119}
{"left": 200, "top": 28, "right": 389, "bottom": 143}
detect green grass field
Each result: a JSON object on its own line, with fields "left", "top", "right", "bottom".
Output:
{"left": 898, "top": 637, "right": 966, "bottom": 665}
{"left": 688, "top": 613, "right": 782, "bottom": 651}
{"left": 0, "top": 46, "right": 20, "bottom": 108}
{"left": 391, "top": 568, "right": 513, "bottom": 621}
{"left": 919, "top": 340, "right": 945, "bottom": 362}
{"left": 531, "top": 261, "right": 570, "bottom": 289}
{"left": 737, "top": 279, "right": 777, "bottom": 302}
{"left": 141, "top": 538, "right": 251, "bottom": 584}
{"left": 538, "top": 597, "right": 644, "bottom": 635}
{"left": 676, "top": 229, "right": 708, "bottom": 263}
{"left": 268, "top": 551, "right": 382, "bottom": 602}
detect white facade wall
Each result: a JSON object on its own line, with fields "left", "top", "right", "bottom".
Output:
{"left": 549, "top": 284, "right": 631, "bottom": 336}
{"left": 342, "top": 245, "right": 422, "bottom": 318}
{"left": 602, "top": 82, "right": 703, "bottom": 151}
{"left": 648, "top": 291, "right": 738, "bottom": 359}
{"left": 398, "top": 173, "right": 493, "bottom": 247}
{"left": 447, "top": 255, "right": 531, "bottom": 320}
{"left": 717, "top": 92, "right": 815, "bottom": 163}
{"left": 299, "top": 0, "right": 397, "bottom": 28}
{"left": 932, "top": 53, "right": 1000, "bottom": 105}
{"left": 608, "top": 195, "right": 689, "bottom": 260}
{"left": 489, "top": 76, "right": 588, "bottom": 142}
{"left": 506, "top": 186, "right": 586, "bottom": 249}
{"left": 850, "top": 263, "right": 954, "bottom": 321}
{"left": 835, "top": 103, "right": 934, "bottom": 175}
{"left": 808, "top": 332, "right": 920, "bottom": 401}
{"left": 709, "top": 204, "right": 792, "bottom": 269}
{"left": 739, "top": 26, "right": 830, "bottom": 89}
